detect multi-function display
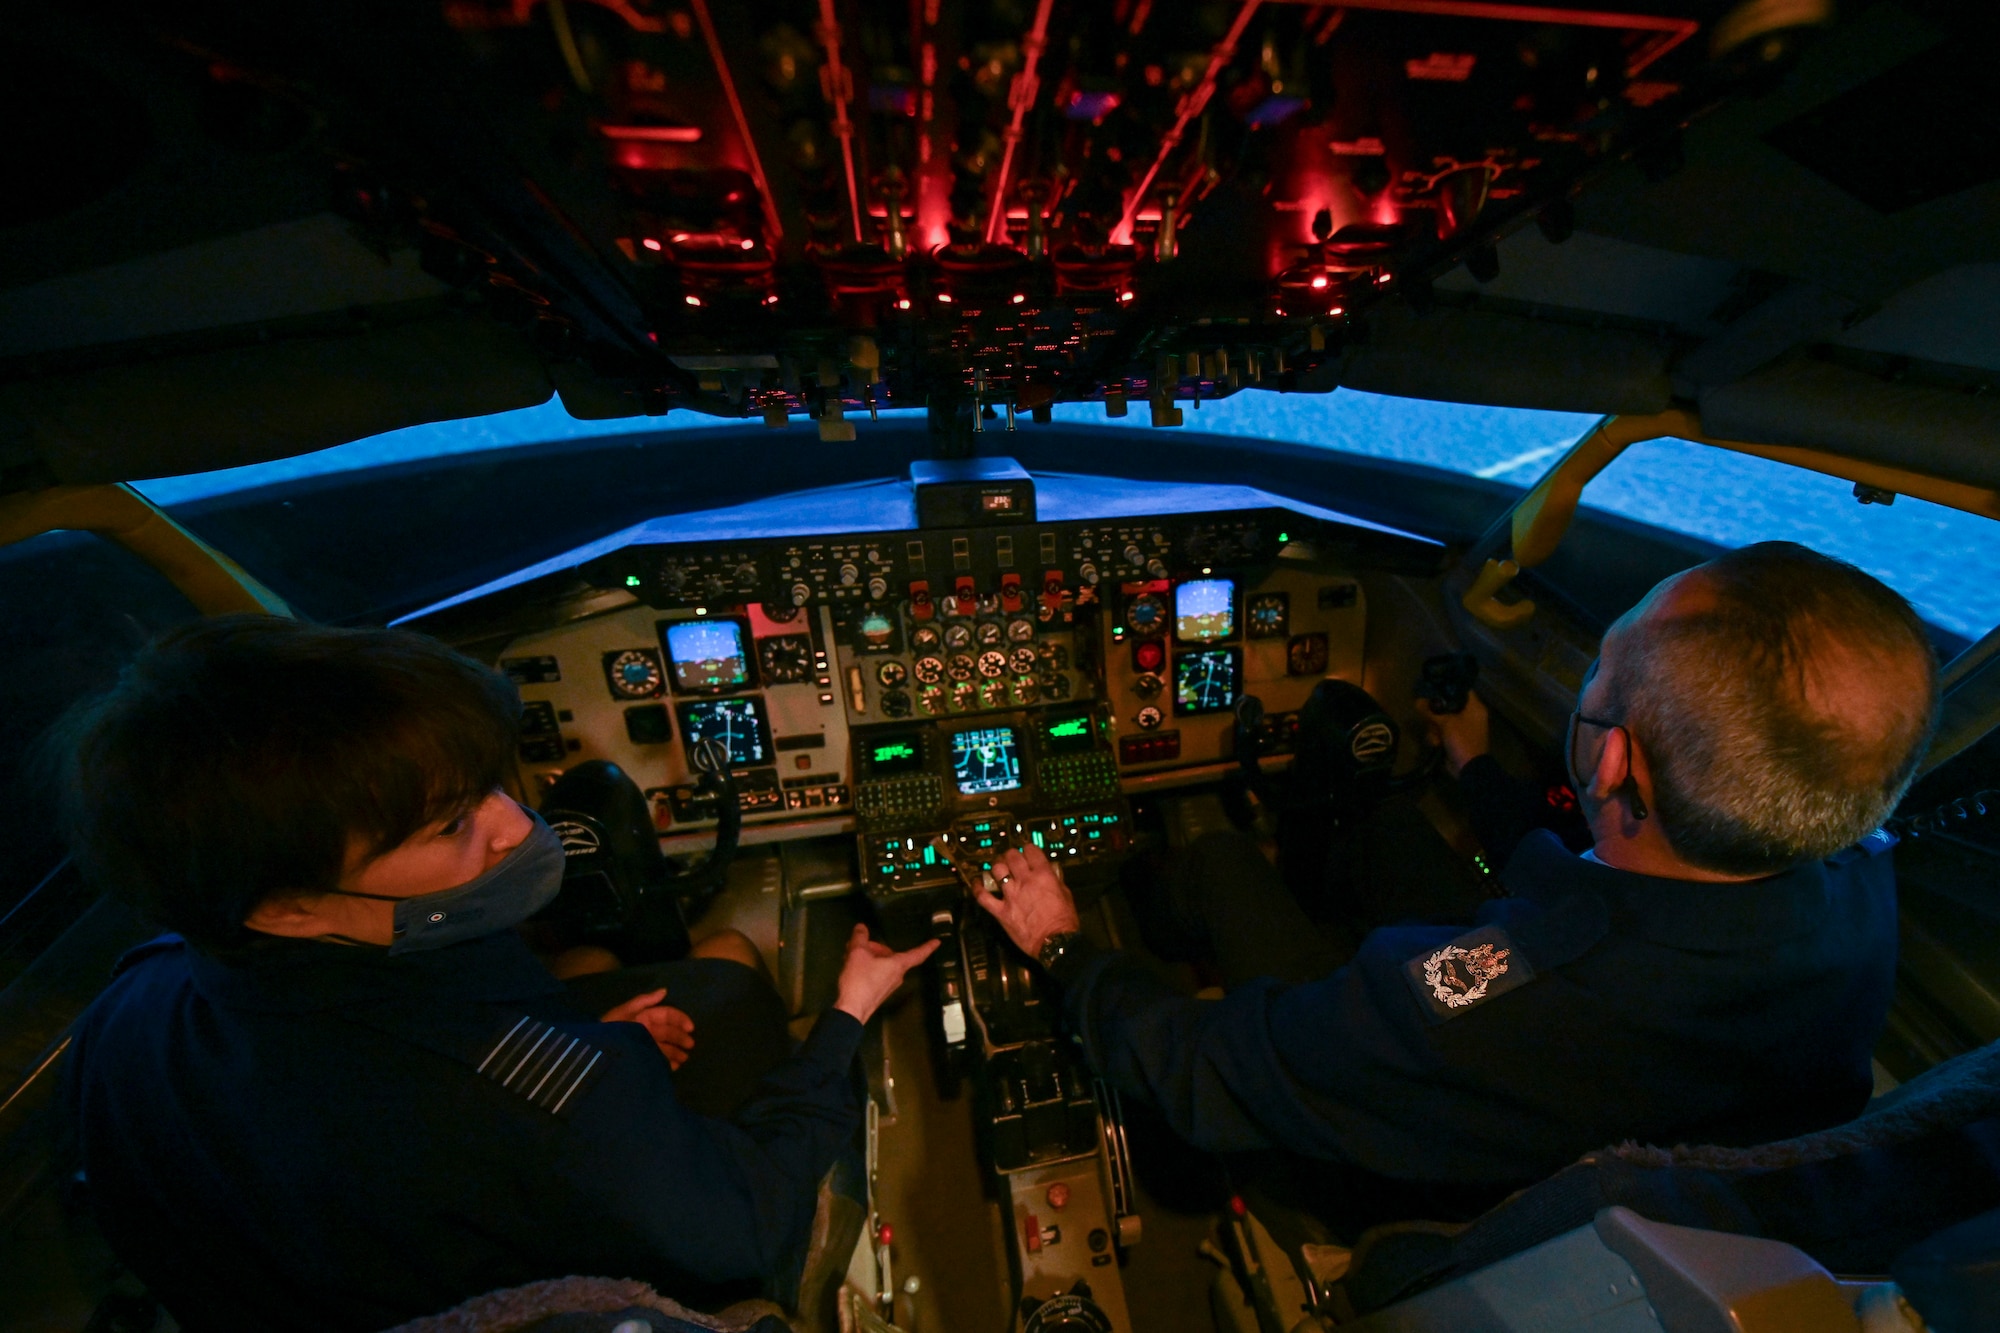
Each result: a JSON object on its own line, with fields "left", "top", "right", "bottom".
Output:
{"left": 1174, "top": 647, "right": 1241, "bottom": 715}
{"left": 677, "top": 696, "right": 770, "bottom": 767}
{"left": 951, "top": 727, "right": 1023, "bottom": 794}
{"left": 1042, "top": 712, "right": 1098, "bottom": 754}
{"left": 864, "top": 732, "right": 927, "bottom": 777}
{"left": 662, "top": 619, "right": 750, "bottom": 693}
{"left": 1174, "top": 578, "right": 1235, "bottom": 642}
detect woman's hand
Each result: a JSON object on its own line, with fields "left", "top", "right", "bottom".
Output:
{"left": 833, "top": 926, "right": 940, "bottom": 1025}
{"left": 965, "top": 841, "right": 1081, "bottom": 962}
{"left": 600, "top": 988, "right": 696, "bottom": 1070}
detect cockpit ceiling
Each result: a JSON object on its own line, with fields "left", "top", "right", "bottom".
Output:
{"left": 0, "top": 1, "right": 1994, "bottom": 494}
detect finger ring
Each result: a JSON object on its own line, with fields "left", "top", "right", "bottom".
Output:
{"left": 996, "top": 872, "right": 1014, "bottom": 887}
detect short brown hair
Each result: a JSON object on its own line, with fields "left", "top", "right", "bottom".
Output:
{"left": 1609, "top": 542, "right": 1938, "bottom": 876}
{"left": 48, "top": 615, "right": 520, "bottom": 951}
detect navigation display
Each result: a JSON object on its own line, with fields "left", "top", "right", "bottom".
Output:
{"left": 677, "top": 696, "right": 771, "bottom": 768}
{"left": 1043, "top": 712, "right": 1097, "bottom": 755}
{"left": 1175, "top": 579, "right": 1235, "bottom": 642}
{"left": 1174, "top": 647, "right": 1241, "bottom": 715}
{"left": 662, "top": 619, "right": 750, "bottom": 693}
{"left": 951, "top": 727, "right": 1024, "bottom": 795}
{"left": 863, "top": 732, "right": 927, "bottom": 777}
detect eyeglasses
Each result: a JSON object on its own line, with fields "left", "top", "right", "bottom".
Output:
{"left": 1566, "top": 657, "right": 1647, "bottom": 819}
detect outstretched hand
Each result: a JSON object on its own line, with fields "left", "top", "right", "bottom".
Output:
{"left": 1417, "top": 688, "right": 1491, "bottom": 776}
{"left": 833, "top": 925, "right": 940, "bottom": 1025}
{"left": 959, "top": 840, "right": 1081, "bottom": 962}
{"left": 600, "top": 988, "right": 697, "bottom": 1070}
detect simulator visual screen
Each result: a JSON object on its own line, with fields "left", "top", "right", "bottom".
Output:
{"left": 1174, "top": 648, "right": 1241, "bottom": 715}
{"left": 663, "top": 619, "right": 749, "bottom": 693}
{"left": 1175, "top": 579, "right": 1235, "bottom": 642}
{"left": 677, "top": 696, "right": 770, "bottom": 767}
{"left": 951, "top": 727, "right": 1023, "bottom": 795}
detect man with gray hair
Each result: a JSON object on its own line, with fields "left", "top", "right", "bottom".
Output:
{"left": 969, "top": 542, "right": 1936, "bottom": 1227}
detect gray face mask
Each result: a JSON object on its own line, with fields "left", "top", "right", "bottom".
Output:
{"left": 333, "top": 807, "right": 565, "bottom": 954}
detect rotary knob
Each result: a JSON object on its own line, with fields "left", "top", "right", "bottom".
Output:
{"left": 789, "top": 581, "right": 812, "bottom": 607}
{"left": 1133, "top": 673, "right": 1162, "bottom": 699}
{"left": 838, "top": 562, "right": 860, "bottom": 586}
{"left": 1122, "top": 543, "right": 1144, "bottom": 566}
{"left": 1078, "top": 561, "right": 1100, "bottom": 585}
{"left": 1146, "top": 558, "right": 1168, "bottom": 580}
{"left": 867, "top": 575, "right": 889, "bottom": 599}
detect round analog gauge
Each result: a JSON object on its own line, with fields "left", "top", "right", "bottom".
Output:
{"left": 979, "top": 680, "right": 1008, "bottom": 708}
{"left": 1012, "top": 676, "right": 1041, "bottom": 705}
{"left": 913, "top": 656, "right": 946, "bottom": 684}
{"left": 976, "top": 649, "right": 1008, "bottom": 679}
{"left": 975, "top": 620, "right": 1004, "bottom": 647}
{"left": 1042, "top": 671, "right": 1073, "bottom": 700}
{"left": 1008, "top": 645, "right": 1039, "bottom": 676}
{"left": 1135, "top": 705, "right": 1163, "bottom": 730}
{"left": 759, "top": 601, "right": 801, "bottom": 623}
{"left": 881, "top": 689, "right": 912, "bottom": 718}
{"left": 951, "top": 681, "right": 979, "bottom": 710}
{"left": 1133, "top": 672, "right": 1162, "bottom": 699}
{"left": 1287, "top": 633, "right": 1330, "bottom": 677}
{"left": 1247, "top": 593, "right": 1288, "bottom": 639}
{"left": 1037, "top": 642, "right": 1071, "bottom": 671}
{"left": 1006, "top": 617, "right": 1036, "bottom": 643}
{"left": 858, "top": 610, "right": 895, "bottom": 650}
{"left": 976, "top": 592, "right": 1002, "bottom": 615}
{"left": 757, "top": 635, "right": 813, "bottom": 684}
{"left": 1126, "top": 592, "right": 1168, "bottom": 638}
{"left": 947, "top": 653, "right": 977, "bottom": 681}
{"left": 605, "top": 649, "right": 663, "bottom": 699}
{"left": 911, "top": 624, "right": 942, "bottom": 653}
{"left": 918, "top": 684, "right": 946, "bottom": 715}
{"left": 877, "top": 661, "right": 908, "bottom": 687}
{"left": 943, "top": 622, "right": 974, "bottom": 651}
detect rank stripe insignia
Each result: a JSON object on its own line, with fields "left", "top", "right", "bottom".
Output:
{"left": 1401, "top": 924, "right": 1536, "bottom": 1024}
{"left": 477, "top": 1016, "right": 605, "bottom": 1115}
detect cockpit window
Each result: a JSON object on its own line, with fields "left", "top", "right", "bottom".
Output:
{"left": 1580, "top": 438, "right": 1999, "bottom": 641}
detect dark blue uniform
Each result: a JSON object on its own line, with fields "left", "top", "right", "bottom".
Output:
{"left": 63, "top": 931, "right": 862, "bottom": 1332}
{"left": 1052, "top": 827, "right": 1898, "bottom": 1189}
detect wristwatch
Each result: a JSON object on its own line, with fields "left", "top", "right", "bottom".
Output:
{"left": 1036, "top": 930, "right": 1083, "bottom": 972}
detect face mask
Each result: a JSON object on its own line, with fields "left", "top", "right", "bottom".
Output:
{"left": 333, "top": 807, "right": 565, "bottom": 954}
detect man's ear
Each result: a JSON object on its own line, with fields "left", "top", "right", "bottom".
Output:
{"left": 243, "top": 892, "right": 338, "bottom": 939}
{"left": 1589, "top": 725, "right": 1633, "bottom": 802}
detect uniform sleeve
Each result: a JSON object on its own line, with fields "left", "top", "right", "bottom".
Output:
{"left": 540, "top": 1010, "right": 863, "bottom": 1288}
{"left": 1456, "top": 754, "right": 1545, "bottom": 870}
{"left": 1055, "top": 929, "right": 1525, "bottom": 1178}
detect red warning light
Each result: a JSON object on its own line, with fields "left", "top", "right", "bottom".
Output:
{"left": 1133, "top": 639, "right": 1166, "bottom": 674}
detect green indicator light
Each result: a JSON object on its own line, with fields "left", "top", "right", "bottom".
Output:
{"left": 625, "top": 574, "right": 643, "bottom": 588}
{"left": 1032, "top": 831, "right": 1045, "bottom": 847}
{"left": 923, "top": 845, "right": 936, "bottom": 865}
{"left": 1049, "top": 717, "right": 1090, "bottom": 739}
{"left": 873, "top": 742, "right": 917, "bottom": 763}
{"left": 1278, "top": 532, "right": 1289, "bottom": 543}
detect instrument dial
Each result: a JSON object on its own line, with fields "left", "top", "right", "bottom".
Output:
{"left": 979, "top": 680, "right": 1008, "bottom": 708}
{"left": 757, "top": 635, "right": 813, "bottom": 684}
{"left": 1009, "top": 646, "right": 1039, "bottom": 676}
{"left": 943, "top": 623, "right": 974, "bottom": 651}
{"left": 1135, "top": 705, "right": 1163, "bottom": 730}
{"left": 604, "top": 648, "right": 665, "bottom": 699}
{"left": 976, "top": 592, "right": 1002, "bottom": 615}
{"left": 975, "top": 620, "right": 1004, "bottom": 647}
{"left": 1037, "top": 642, "right": 1071, "bottom": 671}
{"left": 1133, "top": 672, "right": 1162, "bottom": 699}
{"left": 1126, "top": 592, "right": 1167, "bottom": 637}
{"left": 877, "top": 661, "right": 908, "bottom": 688}
{"left": 947, "top": 653, "right": 977, "bottom": 681}
{"left": 1042, "top": 671, "right": 1073, "bottom": 700}
{"left": 1287, "top": 633, "right": 1330, "bottom": 677}
{"left": 759, "top": 601, "right": 801, "bottom": 623}
{"left": 1006, "top": 617, "right": 1036, "bottom": 643}
{"left": 952, "top": 681, "right": 978, "bottom": 710}
{"left": 1247, "top": 592, "right": 1289, "bottom": 639}
{"left": 911, "top": 624, "right": 942, "bottom": 654}
{"left": 976, "top": 650, "right": 1007, "bottom": 679}
{"left": 914, "top": 656, "right": 946, "bottom": 684}
{"left": 880, "top": 688, "right": 912, "bottom": 718}
{"left": 1012, "top": 676, "right": 1040, "bottom": 705}
{"left": 918, "top": 684, "right": 946, "bottom": 715}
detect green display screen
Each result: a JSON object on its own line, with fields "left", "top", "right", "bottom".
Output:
{"left": 1043, "top": 712, "right": 1096, "bottom": 754}
{"left": 873, "top": 741, "right": 917, "bottom": 764}
{"left": 865, "top": 732, "right": 927, "bottom": 776}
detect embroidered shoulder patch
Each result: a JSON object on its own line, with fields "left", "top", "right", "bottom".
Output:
{"left": 476, "top": 1016, "right": 606, "bottom": 1116}
{"left": 1402, "top": 925, "right": 1535, "bottom": 1023}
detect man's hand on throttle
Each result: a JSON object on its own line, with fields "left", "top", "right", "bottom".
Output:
{"left": 1418, "top": 688, "right": 1492, "bottom": 776}
{"left": 965, "top": 841, "right": 1081, "bottom": 961}
{"left": 600, "top": 988, "right": 697, "bottom": 1070}
{"left": 833, "top": 925, "right": 940, "bottom": 1026}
